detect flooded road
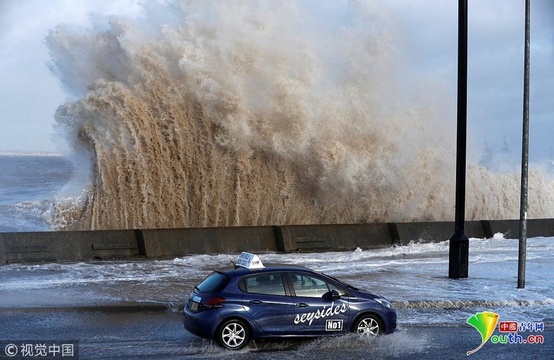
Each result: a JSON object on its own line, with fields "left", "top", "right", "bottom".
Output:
{"left": 1, "top": 237, "right": 552, "bottom": 358}
{"left": 1, "top": 309, "right": 551, "bottom": 359}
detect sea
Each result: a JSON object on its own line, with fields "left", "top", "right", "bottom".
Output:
{"left": 0, "top": 154, "right": 73, "bottom": 232}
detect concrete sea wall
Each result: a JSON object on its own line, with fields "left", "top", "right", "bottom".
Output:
{"left": 1, "top": 219, "right": 553, "bottom": 264}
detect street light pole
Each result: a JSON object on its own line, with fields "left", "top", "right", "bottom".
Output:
{"left": 517, "top": 0, "right": 531, "bottom": 289}
{"left": 449, "top": 0, "right": 469, "bottom": 279}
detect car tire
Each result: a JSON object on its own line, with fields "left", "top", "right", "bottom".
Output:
{"left": 216, "top": 318, "right": 251, "bottom": 350}
{"left": 353, "top": 314, "right": 383, "bottom": 336}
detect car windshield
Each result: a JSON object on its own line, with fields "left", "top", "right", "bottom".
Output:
{"left": 196, "top": 271, "right": 229, "bottom": 292}
{"left": 322, "top": 273, "right": 359, "bottom": 291}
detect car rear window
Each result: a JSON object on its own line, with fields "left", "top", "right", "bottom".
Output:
{"left": 196, "top": 271, "right": 229, "bottom": 292}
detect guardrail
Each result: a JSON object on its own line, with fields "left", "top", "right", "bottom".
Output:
{"left": 1, "top": 219, "right": 553, "bottom": 264}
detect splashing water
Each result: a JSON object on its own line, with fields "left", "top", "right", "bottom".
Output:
{"left": 45, "top": 0, "right": 554, "bottom": 230}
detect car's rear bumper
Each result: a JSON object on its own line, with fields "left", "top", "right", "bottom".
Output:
{"left": 183, "top": 305, "right": 219, "bottom": 339}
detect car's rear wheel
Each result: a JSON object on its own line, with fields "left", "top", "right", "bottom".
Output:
{"left": 217, "top": 319, "right": 250, "bottom": 350}
{"left": 353, "top": 314, "right": 383, "bottom": 336}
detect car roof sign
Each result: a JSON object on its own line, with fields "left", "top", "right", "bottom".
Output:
{"left": 236, "top": 252, "right": 265, "bottom": 270}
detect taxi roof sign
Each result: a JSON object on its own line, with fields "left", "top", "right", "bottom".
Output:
{"left": 236, "top": 252, "right": 265, "bottom": 270}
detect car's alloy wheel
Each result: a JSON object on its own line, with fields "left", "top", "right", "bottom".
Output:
{"left": 354, "top": 314, "right": 382, "bottom": 336}
{"left": 217, "top": 319, "right": 250, "bottom": 350}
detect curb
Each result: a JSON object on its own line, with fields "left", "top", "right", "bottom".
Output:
{"left": 0, "top": 302, "right": 183, "bottom": 313}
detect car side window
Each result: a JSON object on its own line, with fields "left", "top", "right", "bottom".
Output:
{"left": 289, "top": 272, "right": 331, "bottom": 298}
{"left": 242, "top": 273, "right": 286, "bottom": 296}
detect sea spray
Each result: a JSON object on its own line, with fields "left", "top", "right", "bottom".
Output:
{"left": 46, "top": 0, "right": 554, "bottom": 230}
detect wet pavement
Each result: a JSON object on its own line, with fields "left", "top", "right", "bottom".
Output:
{"left": 0, "top": 309, "right": 551, "bottom": 359}
{"left": 1, "top": 239, "right": 552, "bottom": 358}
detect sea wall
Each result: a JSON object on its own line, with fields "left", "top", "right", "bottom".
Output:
{"left": 1, "top": 219, "right": 553, "bottom": 264}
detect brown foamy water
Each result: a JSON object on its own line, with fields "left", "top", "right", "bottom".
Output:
{"left": 46, "top": 1, "right": 554, "bottom": 230}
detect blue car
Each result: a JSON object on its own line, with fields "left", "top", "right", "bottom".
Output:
{"left": 183, "top": 253, "right": 397, "bottom": 350}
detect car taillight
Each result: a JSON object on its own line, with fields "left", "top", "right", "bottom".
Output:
{"left": 204, "top": 297, "right": 226, "bottom": 308}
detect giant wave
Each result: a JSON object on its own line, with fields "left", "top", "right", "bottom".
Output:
{"left": 45, "top": 0, "right": 554, "bottom": 230}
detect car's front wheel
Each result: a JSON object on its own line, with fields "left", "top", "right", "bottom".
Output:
{"left": 216, "top": 318, "right": 251, "bottom": 350}
{"left": 353, "top": 314, "right": 383, "bottom": 336}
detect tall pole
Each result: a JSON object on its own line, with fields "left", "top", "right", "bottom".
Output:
{"left": 449, "top": 0, "right": 469, "bottom": 279}
{"left": 518, "top": 0, "right": 531, "bottom": 289}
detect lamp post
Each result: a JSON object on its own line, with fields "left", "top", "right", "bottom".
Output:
{"left": 517, "top": 0, "right": 530, "bottom": 289}
{"left": 449, "top": 0, "right": 469, "bottom": 279}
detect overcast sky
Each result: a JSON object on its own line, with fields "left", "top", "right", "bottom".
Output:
{"left": 0, "top": 0, "right": 552, "bottom": 164}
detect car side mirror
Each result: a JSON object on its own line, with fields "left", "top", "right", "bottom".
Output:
{"left": 322, "top": 290, "right": 341, "bottom": 301}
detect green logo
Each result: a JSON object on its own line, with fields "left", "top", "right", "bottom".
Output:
{"left": 466, "top": 311, "right": 499, "bottom": 355}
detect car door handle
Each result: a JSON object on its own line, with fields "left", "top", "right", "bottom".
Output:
{"left": 298, "top": 303, "right": 309, "bottom": 308}
{"left": 250, "top": 300, "right": 263, "bottom": 305}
